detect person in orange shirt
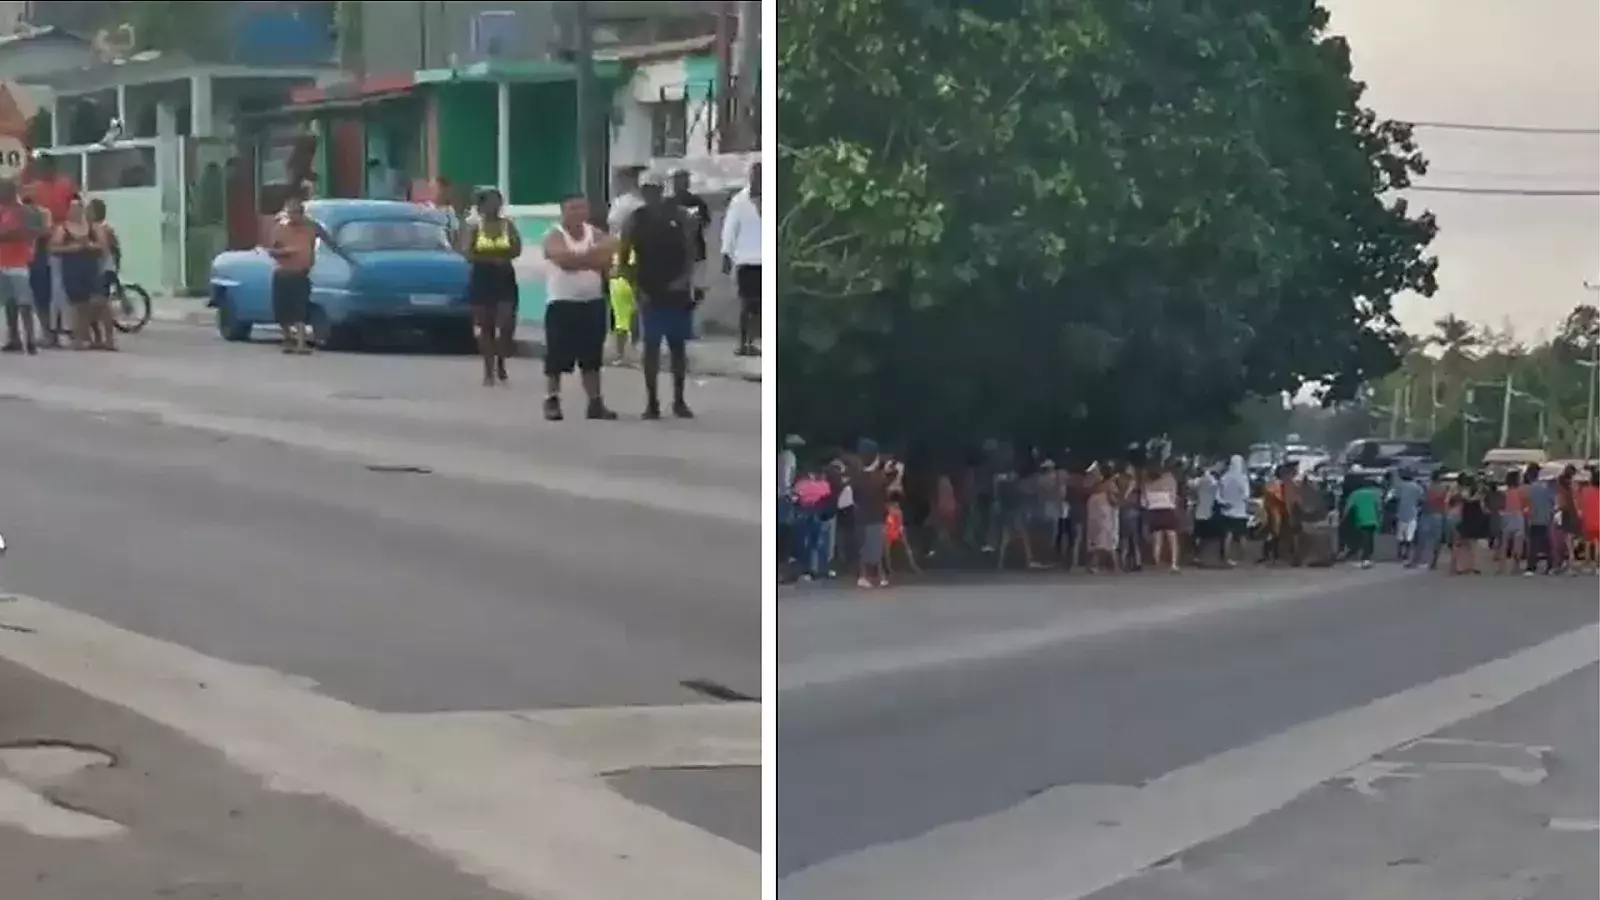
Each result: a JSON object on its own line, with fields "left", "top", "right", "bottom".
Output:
{"left": 0, "top": 179, "right": 42, "bottom": 353}
{"left": 27, "top": 155, "right": 78, "bottom": 339}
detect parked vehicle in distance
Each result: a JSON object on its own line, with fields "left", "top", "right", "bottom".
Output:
{"left": 1340, "top": 438, "right": 1436, "bottom": 477}
{"left": 1482, "top": 446, "right": 1548, "bottom": 477}
{"left": 207, "top": 200, "right": 472, "bottom": 351}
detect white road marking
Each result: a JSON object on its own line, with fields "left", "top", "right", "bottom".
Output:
{"left": 397, "top": 703, "right": 760, "bottom": 775}
{"left": 780, "top": 570, "right": 1421, "bottom": 691}
{"left": 0, "top": 377, "right": 758, "bottom": 525}
{"left": 1546, "top": 818, "right": 1600, "bottom": 832}
{"left": 778, "top": 624, "right": 1599, "bottom": 900}
{"left": 0, "top": 592, "right": 757, "bottom": 900}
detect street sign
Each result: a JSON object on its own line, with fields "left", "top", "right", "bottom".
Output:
{"left": 0, "top": 134, "right": 26, "bottom": 179}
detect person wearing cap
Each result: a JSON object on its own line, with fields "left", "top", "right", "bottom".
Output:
{"left": 618, "top": 169, "right": 698, "bottom": 419}
{"left": 668, "top": 168, "right": 712, "bottom": 306}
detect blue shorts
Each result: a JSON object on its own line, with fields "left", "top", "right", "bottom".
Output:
{"left": 641, "top": 303, "right": 693, "bottom": 346}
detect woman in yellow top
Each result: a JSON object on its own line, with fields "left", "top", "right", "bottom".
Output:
{"left": 458, "top": 188, "right": 521, "bottom": 386}
{"left": 608, "top": 244, "right": 637, "bottom": 365}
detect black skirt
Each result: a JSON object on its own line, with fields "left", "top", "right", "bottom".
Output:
{"left": 467, "top": 261, "right": 518, "bottom": 307}
{"left": 59, "top": 250, "right": 100, "bottom": 305}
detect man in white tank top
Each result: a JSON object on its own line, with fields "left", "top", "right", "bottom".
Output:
{"left": 541, "top": 194, "right": 618, "bottom": 421}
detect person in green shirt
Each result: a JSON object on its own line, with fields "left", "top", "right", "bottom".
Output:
{"left": 1344, "top": 477, "right": 1383, "bottom": 568}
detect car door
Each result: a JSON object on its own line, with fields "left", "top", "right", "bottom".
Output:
{"left": 308, "top": 226, "right": 355, "bottom": 322}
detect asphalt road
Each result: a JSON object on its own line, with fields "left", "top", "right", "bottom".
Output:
{"left": 777, "top": 567, "right": 1600, "bottom": 897}
{"left": 0, "top": 324, "right": 761, "bottom": 851}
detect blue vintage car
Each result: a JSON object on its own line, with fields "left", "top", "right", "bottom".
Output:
{"left": 208, "top": 200, "right": 472, "bottom": 350}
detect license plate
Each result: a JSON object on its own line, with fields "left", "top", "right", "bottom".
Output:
{"left": 410, "top": 294, "right": 450, "bottom": 307}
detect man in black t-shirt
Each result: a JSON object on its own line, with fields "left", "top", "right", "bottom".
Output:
{"left": 669, "top": 168, "right": 711, "bottom": 306}
{"left": 619, "top": 171, "right": 698, "bottom": 420}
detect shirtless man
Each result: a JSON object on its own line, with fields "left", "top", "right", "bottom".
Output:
{"left": 267, "top": 191, "right": 347, "bottom": 354}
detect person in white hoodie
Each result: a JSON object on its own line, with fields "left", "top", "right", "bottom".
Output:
{"left": 1216, "top": 454, "right": 1253, "bottom": 567}
{"left": 720, "top": 161, "right": 762, "bottom": 356}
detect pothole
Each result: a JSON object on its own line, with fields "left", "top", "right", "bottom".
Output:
{"left": 0, "top": 742, "right": 123, "bottom": 839}
{"left": 0, "top": 741, "right": 117, "bottom": 783}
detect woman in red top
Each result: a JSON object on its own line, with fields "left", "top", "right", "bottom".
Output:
{"left": 1579, "top": 466, "right": 1600, "bottom": 572}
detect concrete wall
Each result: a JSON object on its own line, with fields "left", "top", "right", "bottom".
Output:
{"left": 610, "top": 54, "right": 719, "bottom": 168}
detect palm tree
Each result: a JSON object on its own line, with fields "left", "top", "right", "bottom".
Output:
{"left": 1428, "top": 314, "right": 1482, "bottom": 421}
{"left": 1430, "top": 314, "right": 1481, "bottom": 362}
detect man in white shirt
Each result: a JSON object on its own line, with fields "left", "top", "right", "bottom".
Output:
{"left": 606, "top": 166, "right": 646, "bottom": 235}
{"left": 720, "top": 161, "right": 762, "bottom": 356}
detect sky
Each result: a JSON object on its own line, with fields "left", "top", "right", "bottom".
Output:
{"left": 1323, "top": 0, "right": 1600, "bottom": 341}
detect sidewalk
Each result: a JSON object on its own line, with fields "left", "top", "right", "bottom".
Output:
{"left": 0, "top": 656, "right": 521, "bottom": 900}
{"left": 151, "top": 294, "right": 764, "bottom": 381}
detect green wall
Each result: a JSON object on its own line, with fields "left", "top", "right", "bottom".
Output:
{"left": 509, "top": 82, "right": 578, "bottom": 205}
{"left": 434, "top": 83, "right": 498, "bottom": 192}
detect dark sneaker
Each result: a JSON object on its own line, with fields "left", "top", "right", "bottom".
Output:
{"left": 585, "top": 398, "right": 618, "bottom": 420}
{"left": 642, "top": 401, "right": 662, "bottom": 420}
{"left": 543, "top": 396, "right": 564, "bottom": 421}
{"left": 1, "top": 342, "right": 19, "bottom": 354}
{"left": 671, "top": 400, "right": 695, "bottom": 419}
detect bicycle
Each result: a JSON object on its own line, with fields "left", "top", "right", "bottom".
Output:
{"left": 108, "top": 276, "right": 152, "bottom": 334}
{"left": 44, "top": 275, "right": 152, "bottom": 337}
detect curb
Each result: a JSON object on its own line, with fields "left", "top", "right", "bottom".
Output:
{"left": 157, "top": 306, "right": 763, "bottom": 382}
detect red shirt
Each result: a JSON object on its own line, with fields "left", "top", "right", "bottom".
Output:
{"left": 31, "top": 176, "right": 76, "bottom": 224}
{"left": 0, "top": 203, "right": 34, "bottom": 270}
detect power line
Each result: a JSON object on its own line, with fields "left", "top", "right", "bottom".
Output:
{"left": 1407, "top": 185, "right": 1600, "bottom": 197}
{"left": 1408, "top": 120, "right": 1600, "bottom": 136}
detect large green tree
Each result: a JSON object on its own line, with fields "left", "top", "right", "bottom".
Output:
{"left": 777, "top": 0, "right": 1438, "bottom": 455}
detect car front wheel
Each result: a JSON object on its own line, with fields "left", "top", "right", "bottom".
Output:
{"left": 215, "top": 293, "right": 252, "bottom": 342}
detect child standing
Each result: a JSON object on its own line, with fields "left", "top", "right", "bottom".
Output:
{"left": 87, "top": 198, "right": 119, "bottom": 351}
{"left": 608, "top": 245, "right": 637, "bottom": 365}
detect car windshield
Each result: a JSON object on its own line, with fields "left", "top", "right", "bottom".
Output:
{"left": 335, "top": 219, "right": 451, "bottom": 252}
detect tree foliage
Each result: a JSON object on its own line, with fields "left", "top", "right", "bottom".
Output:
{"left": 1371, "top": 304, "right": 1600, "bottom": 467}
{"left": 777, "top": 0, "right": 1439, "bottom": 455}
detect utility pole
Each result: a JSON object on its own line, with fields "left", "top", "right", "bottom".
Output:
{"left": 735, "top": 0, "right": 760, "bottom": 150}
{"left": 571, "top": 0, "right": 606, "bottom": 224}
{"left": 714, "top": 2, "right": 734, "bottom": 153}
{"left": 1387, "top": 385, "right": 1403, "bottom": 439}
{"left": 1583, "top": 280, "right": 1600, "bottom": 460}
{"left": 1498, "top": 370, "right": 1515, "bottom": 447}
{"left": 1429, "top": 367, "right": 1439, "bottom": 435}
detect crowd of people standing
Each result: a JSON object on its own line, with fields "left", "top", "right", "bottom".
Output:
{"left": 269, "top": 161, "right": 763, "bottom": 423}
{"left": 419, "top": 163, "right": 762, "bottom": 420}
{"left": 0, "top": 156, "right": 125, "bottom": 354}
{"left": 778, "top": 440, "right": 1600, "bottom": 587}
